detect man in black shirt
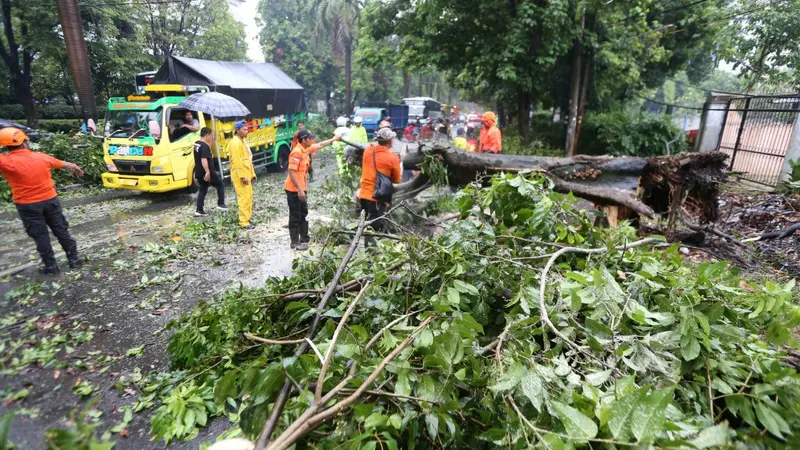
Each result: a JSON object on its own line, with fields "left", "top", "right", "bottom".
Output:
{"left": 194, "top": 127, "right": 228, "bottom": 216}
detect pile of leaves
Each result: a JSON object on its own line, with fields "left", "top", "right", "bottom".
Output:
{"left": 139, "top": 173, "right": 798, "bottom": 448}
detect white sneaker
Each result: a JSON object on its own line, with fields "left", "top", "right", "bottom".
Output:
{"left": 217, "top": 205, "right": 229, "bottom": 211}
{"left": 195, "top": 211, "right": 209, "bottom": 217}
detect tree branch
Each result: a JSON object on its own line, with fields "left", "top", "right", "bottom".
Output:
{"left": 315, "top": 281, "right": 371, "bottom": 402}
{"left": 254, "top": 212, "right": 368, "bottom": 450}
{"left": 267, "top": 316, "right": 435, "bottom": 450}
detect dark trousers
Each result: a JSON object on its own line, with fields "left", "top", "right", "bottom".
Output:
{"left": 360, "top": 199, "right": 386, "bottom": 246}
{"left": 286, "top": 190, "right": 308, "bottom": 229}
{"left": 196, "top": 172, "right": 225, "bottom": 212}
{"left": 16, "top": 197, "right": 78, "bottom": 267}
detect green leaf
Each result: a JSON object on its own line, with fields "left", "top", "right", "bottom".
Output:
{"left": 585, "top": 370, "right": 612, "bottom": 387}
{"left": 446, "top": 287, "right": 460, "bottom": 305}
{"left": 214, "top": 371, "right": 238, "bottom": 405}
{"left": 453, "top": 279, "right": 479, "bottom": 295}
{"left": 520, "top": 371, "right": 544, "bottom": 412}
{"left": 688, "top": 423, "right": 729, "bottom": 448}
{"left": 630, "top": 386, "right": 674, "bottom": 441}
{"left": 755, "top": 401, "right": 790, "bottom": 439}
{"left": 551, "top": 401, "right": 598, "bottom": 439}
{"left": 489, "top": 362, "right": 524, "bottom": 393}
{"left": 364, "top": 413, "right": 388, "bottom": 430}
{"left": 541, "top": 434, "right": 565, "bottom": 450}
{"left": 425, "top": 414, "right": 439, "bottom": 439}
{"left": 417, "top": 329, "right": 433, "bottom": 347}
{"left": 680, "top": 335, "right": 700, "bottom": 361}
{"left": 608, "top": 386, "right": 646, "bottom": 439}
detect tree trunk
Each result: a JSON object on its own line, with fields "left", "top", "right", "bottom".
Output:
{"left": 573, "top": 57, "right": 592, "bottom": 154}
{"left": 517, "top": 90, "right": 530, "bottom": 139}
{"left": 403, "top": 71, "right": 410, "bottom": 98}
{"left": 417, "top": 74, "right": 422, "bottom": 96}
{"left": 565, "top": 13, "right": 585, "bottom": 157}
{"left": 56, "top": 0, "right": 98, "bottom": 123}
{"left": 0, "top": 0, "right": 38, "bottom": 127}
{"left": 341, "top": 138, "right": 729, "bottom": 222}
{"left": 344, "top": 39, "right": 352, "bottom": 114}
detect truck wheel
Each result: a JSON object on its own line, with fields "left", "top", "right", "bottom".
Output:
{"left": 278, "top": 146, "right": 290, "bottom": 172}
{"left": 183, "top": 177, "right": 199, "bottom": 194}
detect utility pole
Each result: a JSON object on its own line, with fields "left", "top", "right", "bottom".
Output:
{"left": 55, "top": 0, "right": 97, "bottom": 122}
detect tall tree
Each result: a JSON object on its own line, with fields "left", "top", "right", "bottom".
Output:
{"left": 374, "top": 0, "right": 728, "bottom": 140}
{"left": 258, "top": 0, "right": 337, "bottom": 111}
{"left": 0, "top": 0, "right": 59, "bottom": 126}
{"left": 55, "top": 0, "right": 97, "bottom": 122}
{"left": 312, "top": 0, "right": 363, "bottom": 113}
{"left": 723, "top": 0, "right": 800, "bottom": 91}
{"left": 142, "top": 0, "right": 247, "bottom": 61}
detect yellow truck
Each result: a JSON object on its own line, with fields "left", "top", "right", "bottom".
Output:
{"left": 101, "top": 56, "right": 306, "bottom": 192}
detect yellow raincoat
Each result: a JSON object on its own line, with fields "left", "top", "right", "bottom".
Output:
{"left": 227, "top": 135, "right": 256, "bottom": 227}
{"left": 349, "top": 125, "right": 368, "bottom": 144}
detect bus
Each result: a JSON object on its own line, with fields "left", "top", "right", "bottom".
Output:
{"left": 402, "top": 97, "right": 442, "bottom": 121}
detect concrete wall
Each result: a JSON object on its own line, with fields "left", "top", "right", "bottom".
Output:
{"left": 781, "top": 114, "right": 800, "bottom": 182}
{"left": 694, "top": 95, "right": 732, "bottom": 153}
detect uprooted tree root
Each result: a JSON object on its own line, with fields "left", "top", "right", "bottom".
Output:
{"left": 638, "top": 152, "right": 729, "bottom": 232}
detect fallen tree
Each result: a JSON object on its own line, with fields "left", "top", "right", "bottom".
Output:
{"left": 140, "top": 173, "right": 798, "bottom": 450}
{"left": 342, "top": 138, "right": 729, "bottom": 222}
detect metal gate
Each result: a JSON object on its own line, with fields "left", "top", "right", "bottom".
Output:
{"left": 717, "top": 95, "right": 799, "bottom": 186}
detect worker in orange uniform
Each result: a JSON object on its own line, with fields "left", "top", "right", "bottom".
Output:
{"left": 358, "top": 127, "right": 402, "bottom": 247}
{"left": 478, "top": 111, "right": 502, "bottom": 153}
{"left": 285, "top": 129, "right": 341, "bottom": 251}
{"left": 227, "top": 120, "right": 257, "bottom": 230}
{"left": 0, "top": 128, "right": 85, "bottom": 274}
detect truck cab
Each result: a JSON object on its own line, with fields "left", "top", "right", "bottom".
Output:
{"left": 352, "top": 107, "right": 386, "bottom": 138}
{"left": 102, "top": 85, "right": 210, "bottom": 192}
{"left": 101, "top": 84, "right": 303, "bottom": 193}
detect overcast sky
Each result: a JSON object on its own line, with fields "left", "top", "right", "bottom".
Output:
{"left": 229, "top": 0, "right": 264, "bottom": 62}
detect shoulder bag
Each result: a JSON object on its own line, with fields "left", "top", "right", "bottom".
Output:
{"left": 372, "top": 146, "right": 394, "bottom": 204}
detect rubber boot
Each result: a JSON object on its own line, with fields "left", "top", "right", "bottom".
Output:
{"left": 300, "top": 222, "right": 310, "bottom": 244}
{"left": 289, "top": 227, "right": 299, "bottom": 250}
{"left": 39, "top": 255, "right": 59, "bottom": 275}
{"left": 68, "top": 254, "right": 85, "bottom": 269}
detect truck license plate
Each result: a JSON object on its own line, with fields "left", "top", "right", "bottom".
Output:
{"left": 120, "top": 179, "right": 138, "bottom": 186}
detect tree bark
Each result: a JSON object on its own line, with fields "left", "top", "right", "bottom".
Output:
{"left": 341, "top": 138, "right": 729, "bottom": 221}
{"left": 56, "top": 0, "right": 98, "bottom": 123}
{"left": 344, "top": 39, "right": 353, "bottom": 114}
{"left": 565, "top": 12, "right": 585, "bottom": 157}
{"left": 403, "top": 71, "right": 410, "bottom": 98}
{"left": 0, "top": 0, "right": 38, "bottom": 127}
{"left": 517, "top": 90, "right": 530, "bottom": 139}
{"left": 573, "top": 57, "right": 592, "bottom": 153}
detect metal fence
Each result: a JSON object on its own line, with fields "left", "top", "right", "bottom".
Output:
{"left": 717, "top": 95, "right": 799, "bottom": 186}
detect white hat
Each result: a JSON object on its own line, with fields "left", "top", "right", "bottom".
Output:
{"left": 353, "top": 116, "right": 363, "bottom": 124}
{"left": 336, "top": 116, "right": 348, "bottom": 127}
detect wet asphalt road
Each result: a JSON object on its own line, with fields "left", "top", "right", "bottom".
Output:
{"left": 0, "top": 152, "right": 339, "bottom": 448}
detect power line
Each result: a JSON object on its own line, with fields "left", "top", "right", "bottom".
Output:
{"left": 611, "top": 0, "right": 712, "bottom": 26}
{"left": 634, "top": 93, "right": 705, "bottom": 111}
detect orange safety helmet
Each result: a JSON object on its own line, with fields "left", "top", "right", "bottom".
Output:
{"left": 0, "top": 127, "right": 29, "bottom": 147}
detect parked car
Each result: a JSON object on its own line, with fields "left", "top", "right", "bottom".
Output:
{"left": 0, "top": 118, "right": 53, "bottom": 142}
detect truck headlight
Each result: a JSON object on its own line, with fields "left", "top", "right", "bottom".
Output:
{"left": 106, "top": 163, "right": 117, "bottom": 171}
{"left": 151, "top": 166, "right": 164, "bottom": 173}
